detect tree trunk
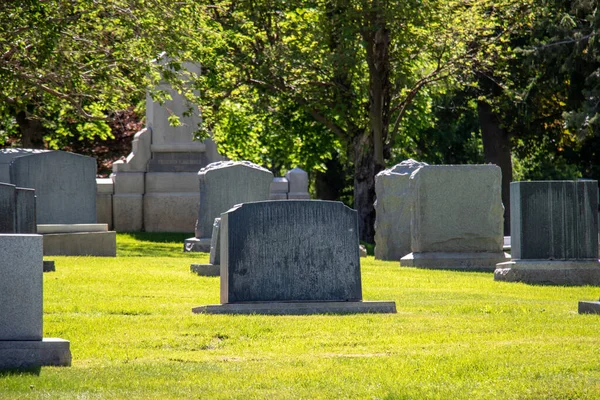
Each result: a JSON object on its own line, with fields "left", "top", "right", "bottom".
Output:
{"left": 315, "top": 154, "right": 346, "bottom": 201}
{"left": 477, "top": 101, "right": 512, "bottom": 235}
{"left": 16, "top": 111, "right": 46, "bottom": 149}
{"left": 352, "top": 134, "right": 379, "bottom": 243}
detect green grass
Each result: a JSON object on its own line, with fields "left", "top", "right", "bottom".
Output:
{"left": 2, "top": 233, "right": 600, "bottom": 399}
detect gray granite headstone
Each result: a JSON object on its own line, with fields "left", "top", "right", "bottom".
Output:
{"left": 0, "top": 234, "right": 43, "bottom": 341}
{"left": 0, "top": 183, "right": 16, "bottom": 232}
{"left": 195, "top": 161, "right": 273, "bottom": 240}
{"left": 511, "top": 181, "right": 598, "bottom": 260}
{"left": 15, "top": 187, "right": 36, "bottom": 233}
{"left": 10, "top": 151, "right": 97, "bottom": 224}
{"left": 374, "top": 159, "right": 427, "bottom": 260}
{"left": 0, "top": 149, "right": 50, "bottom": 184}
{"left": 220, "top": 200, "right": 362, "bottom": 303}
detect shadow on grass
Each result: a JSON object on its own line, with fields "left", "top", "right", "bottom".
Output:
{"left": 0, "top": 367, "right": 41, "bottom": 376}
{"left": 117, "top": 232, "right": 204, "bottom": 257}
{"left": 121, "top": 232, "right": 192, "bottom": 243}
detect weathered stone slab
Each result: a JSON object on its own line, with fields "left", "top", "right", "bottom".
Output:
{"left": 401, "top": 165, "right": 506, "bottom": 270}
{"left": 0, "top": 149, "right": 50, "bottom": 184}
{"left": 193, "top": 301, "right": 397, "bottom": 315}
{"left": 42, "top": 231, "right": 116, "bottom": 257}
{"left": 0, "top": 338, "right": 71, "bottom": 370}
{"left": 495, "top": 260, "right": 600, "bottom": 285}
{"left": 219, "top": 200, "right": 362, "bottom": 303}
{"left": 15, "top": 187, "right": 36, "bottom": 233}
{"left": 0, "top": 183, "right": 16, "bottom": 232}
{"left": 194, "top": 161, "right": 273, "bottom": 241}
{"left": 374, "top": 159, "right": 427, "bottom": 260}
{"left": 410, "top": 165, "right": 504, "bottom": 253}
{"left": 0, "top": 234, "right": 43, "bottom": 341}
{"left": 510, "top": 180, "right": 598, "bottom": 260}
{"left": 10, "top": 151, "right": 97, "bottom": 225}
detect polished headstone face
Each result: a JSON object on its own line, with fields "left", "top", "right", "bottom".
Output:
{"left": 195, "top": 161, "right": 273, "bottom": 239}
{"left": 10, "top": 151, "right": 97, "bottom": 224}
{"left": 409, "top": 165, "right": 504, "bottom": 253}
{"left": 220, "top": 200, "right": 362, "bottom": 303}
{"left": 511, "top": 180, "right": 598, "bottom": 260}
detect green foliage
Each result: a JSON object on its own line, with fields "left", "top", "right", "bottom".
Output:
{"left": 2, "top": 234, "right": 600, "bottom": 398}
{"left": 0, "top": 0, "right": 208, "bottom": 144}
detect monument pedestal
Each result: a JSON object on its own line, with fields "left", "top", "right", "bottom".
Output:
{"left": 193, "top": 301, "right": 397, "bottom": 315}
{"left": 184, "top": 237, "right": 211, "bottom": 252}
{"left": 495, "top": 260, "right": 600, "bottom": 285}
{"left": 38, "top": 224, "right": 116, "bottom": 257}
{"left": 190, "top": 263, "right": 220, "bottom": 276}
{"left": 0, "top": 338, "right": 71, "bottom": 370}
{"left": 401, "top": 252, "right": 509, "bottom": 272}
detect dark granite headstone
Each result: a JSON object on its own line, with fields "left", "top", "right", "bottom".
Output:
{"left": 15, "top": 187, "right": 36, "bottom": 233}
{"left": 10, "top": 151, "right": 97, "bottom": 224}
{"left": 220, "top": 200, "right": 362, "bottom": 304}
{"left": 511, "top": 181, "right": 598, "bottom": 260}
{"left": 0, "top": 183, "right": 16, "bottom": 232}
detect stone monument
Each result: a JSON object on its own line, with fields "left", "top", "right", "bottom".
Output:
{"left": 400, "top": 165, "right": 509, "bottom": 270}
{"left": 193, "top": 200, "right": 396, "bottom": 314}
{"left": 0, "top": 234, "right": 71, "bottom": 370}
{"left": 110, "top": 61, "right": 223, "bottom": 232}
{"left": 184, "top": 161, "right": 273, "bottom": 252}
{"left": 495, "top": 180, "right": 600, "bottom": 285}
{"left": 374, "top": 159, "right": 427, "bottom": 261}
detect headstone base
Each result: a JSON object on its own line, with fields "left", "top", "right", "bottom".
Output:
{"left": 401, "top": 252, "right": 509, "bottom": 271}
{"left": 0, "top": 338, "right": 71, "bottom": 370}
{"left": 578, "top": 301, "right": 600, "bottom": 314}
{"left": 495, "top": 260, "right": 600, "bottom": 285}
{"left": 192, "top": 301, "right": 397, "bottom": 315}
{"left": 42, "top": 230, "right": 116, "bottom": 257}
{"left": 190, "top": 264, "right": 220, "bottom": 276}
{"left": 183, "top": 237, "right": 211, "bottom": 253}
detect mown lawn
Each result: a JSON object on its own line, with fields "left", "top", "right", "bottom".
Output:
{"left": 2, "top": 233, "right": 600, "bottom": 399}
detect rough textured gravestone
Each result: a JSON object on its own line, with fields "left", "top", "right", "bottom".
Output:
{"left": 0, "top": 149, "right": 49, "bottom": 184}
{"left": 0, "top": 234, "right": 71, "bottom": 370}
{"left": 184, "top": 161, "right": 273, "bottom": 252}
{"left": 193, "top": 200, "right": 396, "bottom": 314}
{"left": 10, "top": 151, "right": 97, "bottom": 225}
{"left": 495, "top": 180, "right": 600, "bottom": 285}
{"left": 400, "top": 165, "right": 508, "bottom": 271}
{"left": 190, "top": 217, "right": 221, "bottom": 276}
{"left": 374, "top": 159, "right": 427, "bottom": 261}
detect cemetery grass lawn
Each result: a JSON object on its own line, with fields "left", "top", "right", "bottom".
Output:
{"left": 2, "top": 234, "right": 600, "bottom": 399}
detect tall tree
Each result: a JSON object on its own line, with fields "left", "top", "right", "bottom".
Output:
{"left": 195, "top": 0, "right": 529, "bottom": 242}
{"left": 0, "top": 0, "right": 207, "bottom": 148}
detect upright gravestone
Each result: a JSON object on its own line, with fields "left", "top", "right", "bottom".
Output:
{"left": 193, "top": 200, "right": 396, "bottom": 314}
{"left": 374, "top": 159, "right": 427, "bottom": 261}
{"left": 285, "top": 167, "right": 310, "bottom": 199}
{"left": 0, "top": 183, "right": 36, "bottom": 234}
{"left": 400, "top": 165, "right": 508, "bottom": 271}
{"left": 495, "top": 180, "right": 600, "bottom": 285}
{"left": 0, "top": 234, "right": 71, "bottom": 370}
{"left": 184, "top": 161, "right": 273, "bottom": 252}
{"left": 10, "top": 151, "right": 97, "bottom": 225}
